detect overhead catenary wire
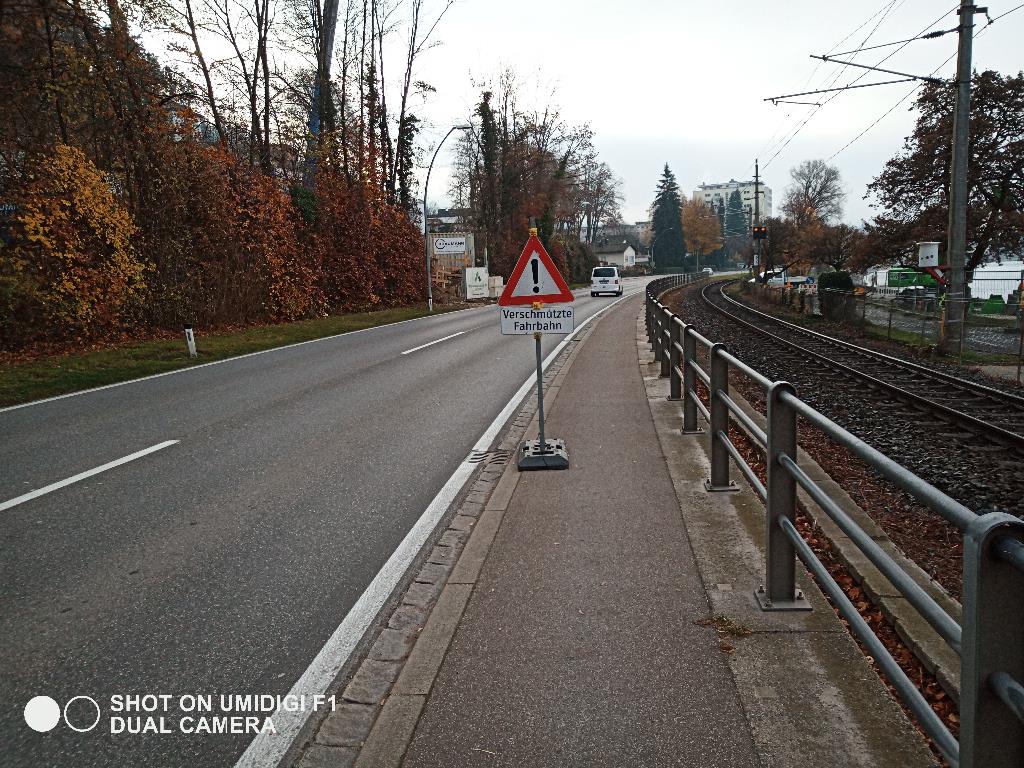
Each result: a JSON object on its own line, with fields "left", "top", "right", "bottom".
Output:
{"left": 750, "top": 0, "right": 903, "bottom": 170}
{"left": 987, "top": 2, "right": 1024, "bottom": 23}
{"left": 759, "top": 0, "right": 913, "bottom": 168}
{"left": 761, "top": 3, "right": 958, "bottom": 170}
{"left": 828, "top": 26, "right": 958, "bottom": 58}
{"left": 767, "top": 77, "right": 918, "bottom": 105}
{"left": 826, "top": 56, "right": 955, "bottom": 161}
{"left": 761, "top": 2, "right": 950, "bottom": 168}
{"left": 827, "top": 5, "right": 1017, "bottom": 161}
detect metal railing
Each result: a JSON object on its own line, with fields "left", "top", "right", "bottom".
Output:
{"left": 645, "top": 276, "right": 1024, "bottom": 768}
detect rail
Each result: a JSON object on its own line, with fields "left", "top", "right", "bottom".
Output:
{"left": 645, "top": 276, "right": 1024, "bottom": 768}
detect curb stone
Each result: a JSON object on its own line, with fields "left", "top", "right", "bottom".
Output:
{"left": 292, "top": 305, "right": 607, "bottom": 768}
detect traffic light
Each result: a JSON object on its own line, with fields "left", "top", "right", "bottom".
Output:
{"left": 752, "top": 225, "right": 768, "bottom": 240}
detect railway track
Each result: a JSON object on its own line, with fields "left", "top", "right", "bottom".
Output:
{"left": 702, "top": 280, "right": 1024, "bottom": 449}
{"left": 681, "top": 279, "right": 1024, "bottom": 516}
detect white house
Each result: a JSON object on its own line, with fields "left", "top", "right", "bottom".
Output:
{"left": 593, "top": 240, "right": 636, "bottom": 268}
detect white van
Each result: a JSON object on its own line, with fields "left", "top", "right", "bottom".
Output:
{"left": 591, "top": 266, "right": 622, "bottom": 297}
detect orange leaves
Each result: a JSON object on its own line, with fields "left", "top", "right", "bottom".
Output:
{"left": 3, "top": 140, "right": 427, "bottom": 350}
{"left": 4, "top": 145, "right": 146, "bottom": 344}
{"left": 312, "top": 170, "right": 425, "bottom": 314}
{"left": 681, "top": 198, "right": 722, "bottom": 257}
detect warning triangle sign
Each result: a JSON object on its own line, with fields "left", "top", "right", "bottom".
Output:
{"left": 498, "top": 234, "right": 575, "bottom": 306}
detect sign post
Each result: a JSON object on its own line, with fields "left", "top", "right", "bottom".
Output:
{"left": 499, "top": 228, "right": 575, "bottom": 470}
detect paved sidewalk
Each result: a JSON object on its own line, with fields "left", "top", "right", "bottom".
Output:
{"left": 401, "top": 297, "right": 758, "bottom": 767}
{"left": 308, "top": 291, "right": 935, "bottom": 768}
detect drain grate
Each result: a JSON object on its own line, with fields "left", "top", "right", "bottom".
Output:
{"left": 468, "top": 449, "right": 513, "bottom": 466}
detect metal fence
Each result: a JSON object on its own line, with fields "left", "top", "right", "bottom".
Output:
{"left": 862, "top": 270, "right": 1024, "bottom": 303}
{"left": 645, "top": 275, "right": 1024, "bottom": 768}
{"left": 748, "top": 282, "right": 1024, "bottom": 364}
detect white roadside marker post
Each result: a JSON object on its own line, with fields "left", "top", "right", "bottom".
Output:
{"left": 184, "top": 324, "right": 198, "bottom": 358}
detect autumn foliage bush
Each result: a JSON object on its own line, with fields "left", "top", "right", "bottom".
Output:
{"left": 0, "top": 3, "right": 426, "bottom": 351}
{"left": 0, "top": 138, "right": 425, "bottom": 350}
{"left": 313, "top": 172, "right": 424, "bottom": 313}
{"left": 2, "top": 145, "right": 147, "bottom": 345}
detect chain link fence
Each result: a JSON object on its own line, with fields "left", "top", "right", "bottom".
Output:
{"left": 742, "top": 281, "right": 1024, "bottom": 376}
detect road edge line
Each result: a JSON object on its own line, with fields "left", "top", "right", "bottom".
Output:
{"left": 234, "top": 292, "right": 633, "bottom": 768}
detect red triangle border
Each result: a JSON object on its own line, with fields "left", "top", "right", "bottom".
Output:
{"left": 498, "top": 234, "right": 575, "bottom": 306}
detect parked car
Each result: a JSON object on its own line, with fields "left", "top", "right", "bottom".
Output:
{"left": 590, "top": 266, "right": 623, "bottom": 297}
{"left": 701, "top": 267, "right": 714, "bottom": 275}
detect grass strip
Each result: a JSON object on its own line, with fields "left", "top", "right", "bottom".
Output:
{"left": 1, "top": 304, "right": 465, "bottom": 407}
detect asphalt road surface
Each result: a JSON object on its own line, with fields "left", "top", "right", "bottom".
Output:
{"left": 0, "top": 279, "right": 649, "bottom": 768}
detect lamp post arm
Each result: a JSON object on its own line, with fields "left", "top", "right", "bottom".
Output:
{"left": 423, "top": 125, "right": 463, "bottom": 313}
{"left": 424, "top": 125, "right": 460, "bottom": 218}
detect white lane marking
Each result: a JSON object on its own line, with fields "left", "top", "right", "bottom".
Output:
{"left": 0, "top": 440, "right": 179, "bottom": 513}
{"left": 0, "top": 308, "right": 483, "bottom": 415}
{"left": 234, "top": 293, "right": 632, "bottom": 768}
{"left": 400, "top": 331, "right": 465, "bottom": 356}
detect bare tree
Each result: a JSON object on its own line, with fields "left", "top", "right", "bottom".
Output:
{"left": 572, "top": 157, "right": 622, "bottom": 243}
{"left": 806, "top": 222, "right": 863, "bottom": 271}
{"left": 202, "top": 0, "right": 271, "bottom": 165}
{"left": 155, "top": 0, "right": 228, "bottom": 142}
{"left": 782, "top": 159, "right": 845, "bottom": 226}
{"left": 389, "top": 0, "right": 455, "bottom": 199}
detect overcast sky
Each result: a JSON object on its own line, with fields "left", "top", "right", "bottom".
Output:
{"left": 410, "top": 0, "right": 1021, "bottom": 226}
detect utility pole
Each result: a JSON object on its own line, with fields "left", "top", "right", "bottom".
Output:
{"left": 754, "top": 158, "right": 761, "bottom": 276}
{"left": 942, "top": 1, "right": 985, "bottom": 352}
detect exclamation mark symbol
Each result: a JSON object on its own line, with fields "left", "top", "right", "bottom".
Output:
{"left": 531, "top": 258, "right": 540, "bottom": 293}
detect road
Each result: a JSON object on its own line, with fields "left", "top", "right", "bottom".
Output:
{"left": 0, "top": 279, "right": 649, "bottom": 767}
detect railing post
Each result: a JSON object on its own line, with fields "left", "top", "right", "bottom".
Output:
{"left": 681, "top": 326, "right": 701, "bottom": 433}
{"left": 668, "top": 319, "right": 682, "bottom": 400}
{"left": 705, "top": 343, "right": 736, "bottom": 492}
{"left": 653, "top": 305, "right": 664, "bottom": 362}
{"left": 645, "top": 294, "right": 653, "bottom": 345}
{"left": 659, "top": 309, "right": 671, "bottom": 378}
{"left": 648, "top": 296, "right": 657, "bottom": 352}
{"left": 757, "top": 383, "right": 810, "bottom": 611}
{"left": 960, "top": 513, "right": 1024, "bottom": 768}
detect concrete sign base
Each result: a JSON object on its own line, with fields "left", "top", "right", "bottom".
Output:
{"left": 517, "top": 438, "right": 569, "bottom": 470}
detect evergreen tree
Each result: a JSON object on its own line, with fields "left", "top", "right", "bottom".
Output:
{"left": 395, "top": 114, "right": 420, "bottom": 216}
{"left": 650, "top": 164, "right": 685, "bottom": 270}
{"left": 724, "top": 189, "right": 746, "bottom": 239}
{"left": 714, "top": 198, "right": 726, "bottom": 233}
{"left": 710, "top": 198, "right": 727, "bottom": 267}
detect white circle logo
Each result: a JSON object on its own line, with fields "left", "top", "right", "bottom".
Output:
{"left": 24, "top": 696, "right": 61, "bottom": 732}
{"left": 63, "top": 696, "right": 101, "bottom": 732}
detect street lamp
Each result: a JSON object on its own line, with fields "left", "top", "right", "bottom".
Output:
{"left": 423, "top": 123, "right": 472, "bottom": 312}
